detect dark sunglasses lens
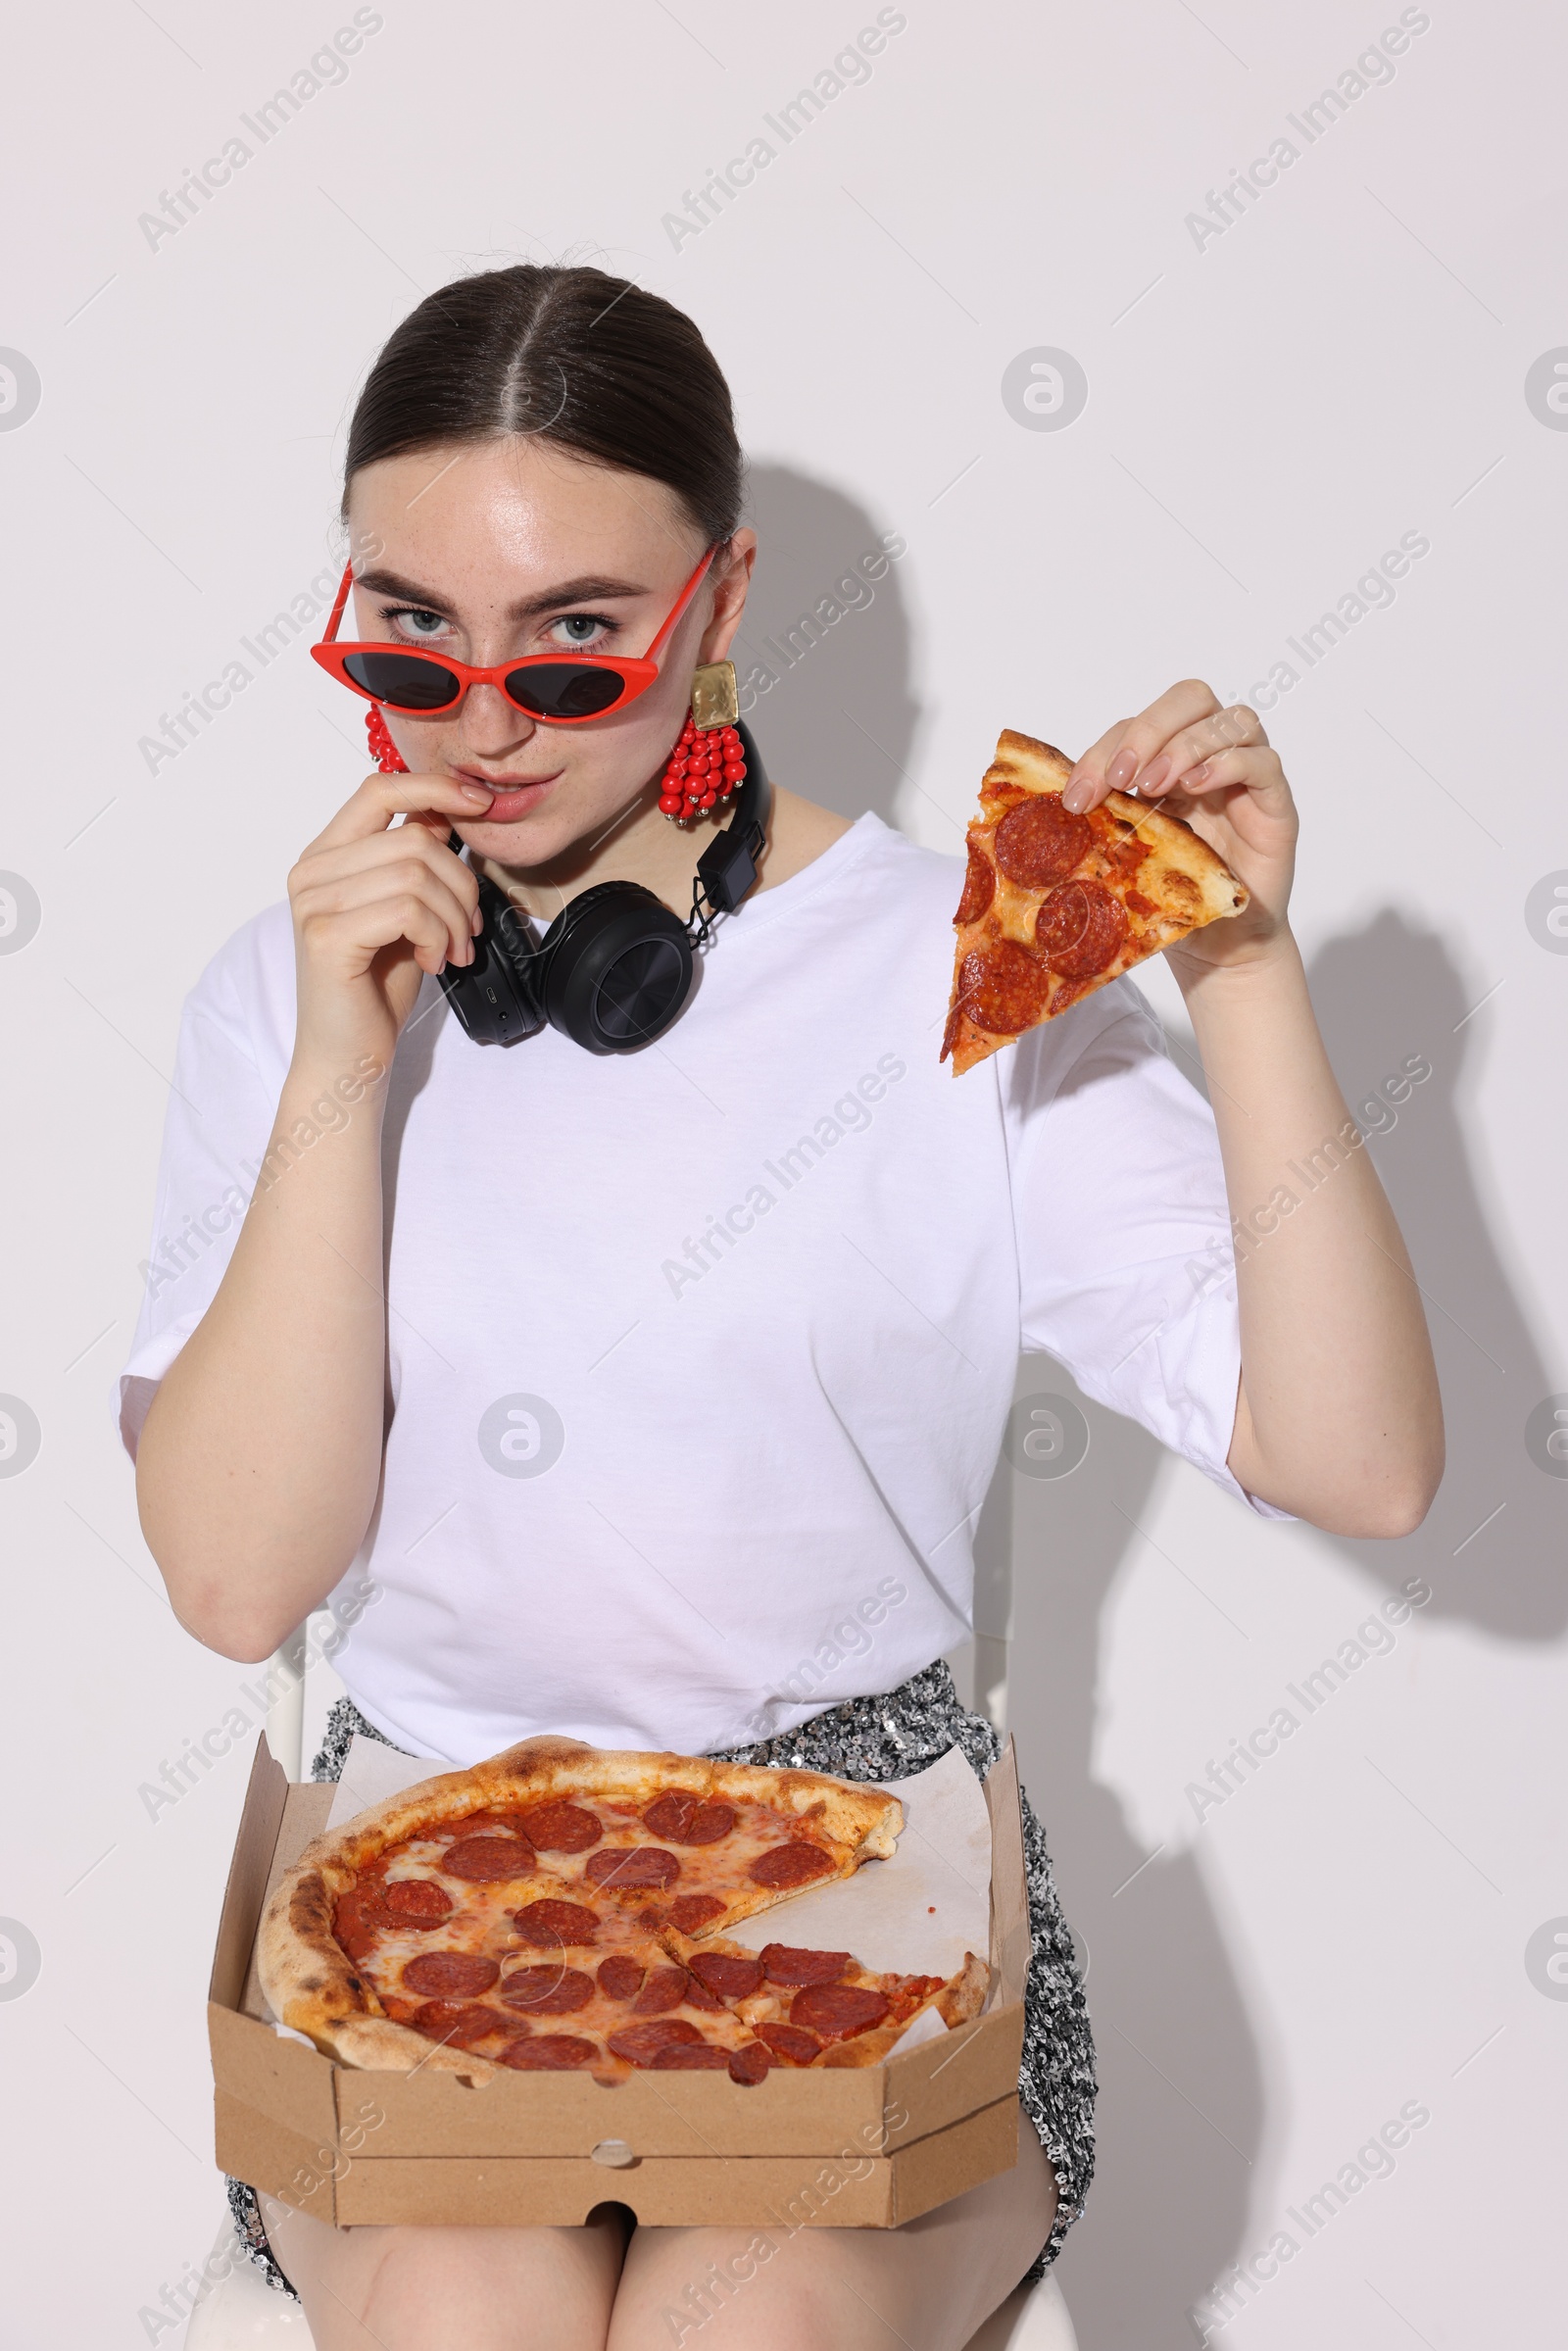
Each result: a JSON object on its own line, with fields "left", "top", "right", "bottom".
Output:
{"left": 506, "top": 663, "right": 626, "bottom": 719}
{"left": 344, "top": 652, "right": 461, "bottom": 711}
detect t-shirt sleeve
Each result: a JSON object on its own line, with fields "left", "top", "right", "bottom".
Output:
{"left": 117, "top": 908, "right": 295, "bottom": 1461}
{"left": 1004, "top": 977, "right": 1291, "bottom": 1518}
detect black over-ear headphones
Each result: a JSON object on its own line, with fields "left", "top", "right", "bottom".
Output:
{"left": 437, "top": 721, "right": 771, "bottom": 1053}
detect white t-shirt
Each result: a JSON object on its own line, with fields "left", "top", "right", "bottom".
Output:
{"left": 120, "top": 812, "right": 1270, "bottom": 1765}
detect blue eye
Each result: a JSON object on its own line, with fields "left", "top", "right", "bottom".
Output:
{"left": 380, "top": 604, "right": 451, "bottom": 644}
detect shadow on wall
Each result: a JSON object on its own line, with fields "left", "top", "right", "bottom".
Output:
{"left": 982, "top": 908, "right": 1564, "bottom": 2347}
{"left": 1308, "top": 908, "right": 1566, "bottom": 1640}
{"left": 736, "top": 463, "right": 933, "bottom": 832}
{"left": 982, "top": 1388, "right": 1258, "bottom": 2351}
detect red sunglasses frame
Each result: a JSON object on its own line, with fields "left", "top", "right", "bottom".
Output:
{"left": 310, "top": 544, "right": 717, "bottom": 723}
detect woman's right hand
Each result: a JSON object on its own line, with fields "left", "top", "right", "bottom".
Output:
{"left": 287, "top": 768, "right": 495, "bottom": 1074}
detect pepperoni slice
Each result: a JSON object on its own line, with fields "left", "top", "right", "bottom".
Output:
{"left": 444, "top": 1837, "right": 538, "bottom": 1884}
{"left": 380, "top": 1879, "right": 454, "bottom": 1925}
{"left": 495, "top": 2033, "right": 598, "bottom": 2070}
{"left": 453, "top": 1808, "right": 536, "bottom": 1840}
{"left": 993, "top": 795, "right": 1092, "bottom": 888}
{"left": 748, "top": 1841, "right": 835, "bottom": 1890}
{"left": 517, "top": 1801, "right": 602, "bottom": 1853}
{"left": 498, "top": 1965, "right": 595, "bottom": 2015}
{"left": 584, "top": 1846, "right": 681, "bottom": 1891}
{"left": 642, "top": 1791, "right": 738, "bottom": 1846}
{"left": 401, "top": 1951, "right": 501, "bottom": 1999}
{"left": 606, "top": 2017, "right": 704, "bottom": 2066}
{"left": 760, "top": 1944, "right": 852, "bottom": 1987}
{"left": 411, "top": 2000, "right": 512, "bottom": 2047}
{"left": 790, "top": 1983, "right": 890, "bottom": 2040}
{"left": 632, "top": 1966, "right": 691, "bottom": 2016}
{"left": 728, "top": 2042, "right": 772, "bottom": 2085}
{"left": 755, "top": 2022, "right": 822, "bottom": 2066}
{"left": 512, "top": 1899, "right": 600, "bottom": 1948}
{"left": 596, "top": 1954, "right": 645, "bottom": 2002}
{"left": 1034, "top": 879, "right": 1128, "bottom": 979}
{"left": 652, "top": 2041, "right": 730, "bottom": 2069}
{"left": 680, "top": 1974, "right": 727, "bottom": 2014}
{"left": 687, "top": 1950, "right": 763, "bottom": 2000}
{"left": 955, "top": 844, "right": 997, "bottom": 924}
{"left": 668, "top": 1894, "right": 727, "bottom": 1934}
{"left": 956, "top": 942, "right": 1053, "bottom": 1037}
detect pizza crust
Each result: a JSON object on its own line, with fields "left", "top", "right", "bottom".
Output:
{"left": 257, "top": 1738, "right": 909, "bottom": 2075}
{"left": 943, "top": 727, "right": 1250, "bottom": 1074}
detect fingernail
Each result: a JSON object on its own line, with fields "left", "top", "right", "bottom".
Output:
{"left": 1106, "top": 749, "right": 1139, "bottom": 791}
{"left": 471, "top": 906, "right": 483, "bottom": 936}
{"left": 459, "top": 782, "right": 493, "bottom": 803}
{"left": 1062, "top": 775, "right": 1093, "bottom": 812}
{"left": 1186, "top": 759, "right": 1211, "bottom": 787}
{"left": 1136, "top": 754, "right": 1170, "bottom": 795}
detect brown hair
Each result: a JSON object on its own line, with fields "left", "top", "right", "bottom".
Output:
{"left": 342, "top": 265, "right": 743, "bottom": 542}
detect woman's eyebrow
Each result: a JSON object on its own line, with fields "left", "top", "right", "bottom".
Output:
{"left": 354, "top": 566, "right": 649, "bottom": 617}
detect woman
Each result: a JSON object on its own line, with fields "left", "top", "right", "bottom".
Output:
{"left": 123, "top": 264, "right": 1442, "bottom": 2351}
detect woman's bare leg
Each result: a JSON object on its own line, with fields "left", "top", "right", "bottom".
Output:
{"left": 608, "top": 2104, "right": 1057, "bottom": 2351}
{"left": 259, "top": 2194, "right": 629, "bottom": 2351}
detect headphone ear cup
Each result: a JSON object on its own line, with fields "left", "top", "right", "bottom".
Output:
{"left": 539, "top": 884, "right": 694, "bottom": 1053}
{"left": 439, "top": 870, "right": 547, "bottom": 1045}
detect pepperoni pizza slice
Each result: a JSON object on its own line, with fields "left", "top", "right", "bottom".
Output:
{"left": 257, "top": 1736, "right": 976, "bottom": 2085}
{"left": 942, "top": 728, "right": 1249, "bottom": 1075}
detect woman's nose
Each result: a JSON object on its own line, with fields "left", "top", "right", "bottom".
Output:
{"left": 459, "top": 681, "right": 540, "bottom": 754}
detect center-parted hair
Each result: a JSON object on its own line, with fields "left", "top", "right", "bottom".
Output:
{"left": 342, "top": 265, "right": 743, "bottom": 544}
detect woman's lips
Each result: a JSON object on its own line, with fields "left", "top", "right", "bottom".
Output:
{"left": 454, "top": 769, "right": 563, "bottom": 823}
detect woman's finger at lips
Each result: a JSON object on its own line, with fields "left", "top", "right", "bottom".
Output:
{"left": 313, "top": 772, "right": 494, "bottom": 854}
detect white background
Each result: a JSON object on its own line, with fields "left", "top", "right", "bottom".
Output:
{"left": 1, "top": 3, "right": 1564, "bottom": 2344}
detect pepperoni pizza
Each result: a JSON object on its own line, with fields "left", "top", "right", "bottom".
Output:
{"left": 942, "top": 729, "right": 1249, "bottom": 1074}
{"left": 259, "top": 1737, "right": 988, "bottom": 2086}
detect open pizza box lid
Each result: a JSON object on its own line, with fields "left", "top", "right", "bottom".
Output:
{"left": 207, "top": 1733, "right": 1031, "bottom": 2229}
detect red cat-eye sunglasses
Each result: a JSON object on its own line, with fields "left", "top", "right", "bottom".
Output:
{"left": 311, "top": 545, "right": 716, "bottom": 724}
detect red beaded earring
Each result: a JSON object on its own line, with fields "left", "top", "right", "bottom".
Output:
{"left": 367, "top": 705, "right": 408, "bottom": 773}
{"left": 657, "top": 710, "right": 747, "bottom": 824}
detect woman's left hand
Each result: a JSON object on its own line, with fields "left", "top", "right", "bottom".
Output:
{"left": 1062, "top": 679, "right": 1297, "bottom": 986}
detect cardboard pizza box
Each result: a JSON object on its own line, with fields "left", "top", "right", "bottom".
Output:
{"left": 207, "top": 1734, "right": 1032, "bottom": 2229}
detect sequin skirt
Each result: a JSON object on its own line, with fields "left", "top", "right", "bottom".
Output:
{"left": 227, "top": 1660, "right": 1096, "bottom": 2296}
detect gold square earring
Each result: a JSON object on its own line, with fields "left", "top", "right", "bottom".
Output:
{"left": 689, "top": 660, "right": 740, "bottom": 729}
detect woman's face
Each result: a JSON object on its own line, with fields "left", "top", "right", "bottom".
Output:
{"left": 344, "top": 437, "right": 754, "bottom": 869}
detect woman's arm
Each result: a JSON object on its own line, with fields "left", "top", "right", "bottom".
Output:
{"left": 135, "top": 769, "right": 490, "bottom": 1659}
{"left": 1064, "top": 683, "right": 1444, "bottom": 1537}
